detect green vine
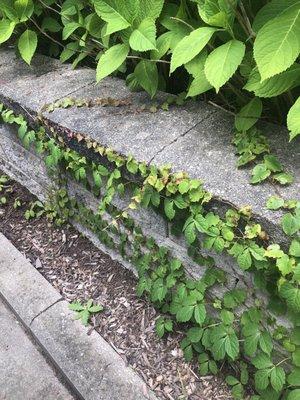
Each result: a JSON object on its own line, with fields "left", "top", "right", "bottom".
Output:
{"left": 1, "top": 103, "right": 300, "bottom": 400}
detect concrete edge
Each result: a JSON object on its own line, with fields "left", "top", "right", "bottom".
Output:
{"left": 0, "top": 233, "right": 157, "bottom": 400}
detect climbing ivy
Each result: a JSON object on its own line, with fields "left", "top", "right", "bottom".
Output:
{"left": 1, "top": 102, "right": 300, "bottom": 399}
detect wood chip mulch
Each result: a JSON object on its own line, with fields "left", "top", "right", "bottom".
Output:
{"left": 0, "top": 174, "right": 233, "bottom": 400}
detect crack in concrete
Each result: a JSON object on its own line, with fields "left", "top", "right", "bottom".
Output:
{"left": 148, "top": 109, "right": 218, "bottom": 165}
{"left": 29, "top": 297, "right": 64, "bottom": 326}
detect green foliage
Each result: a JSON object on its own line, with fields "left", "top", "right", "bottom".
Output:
{"left": 69, "top": 299, "right": 103, "bottom": 326}
{"left": 2, "top": 103, "right": 300, "bottom": 399}
{"left": 1, "top": 0, "right": 300, "bottom": 140}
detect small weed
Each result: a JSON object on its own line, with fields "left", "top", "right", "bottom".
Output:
{"left": 69, "top": 299, "right": 103, "bottom": 326}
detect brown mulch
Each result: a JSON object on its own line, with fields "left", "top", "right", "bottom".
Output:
{"left": 0, "top": 173, "right": 233, "bottom": 400}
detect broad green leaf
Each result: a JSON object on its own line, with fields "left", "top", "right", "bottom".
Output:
{"left": 274, "top": 173, "right": 294, "bottom": 185}
{"left": 62, "top": 22, "right": 81, "bottom": 40}
{"left": 251, "top": 164, "right": 271, "bottom": 184}
{"left": 93, "top": 0, "right": 135, "bottom": 35}
{"left": 129, "top": 18, "right": 156, "bottom": 52}
{"left": 186, "top": 52, "right": 212, "bottom": 97}
{"left": 237, "top": 249, "right": 252, "bottom": 270}
{"left": 14, "top": 0, "right": 34, "bottom": 21}
{"left": 282, "top": 213, "right": 299, "bottom": 236}
{"left": 134, "top": 60, "right": 158, "bottom": 98}
{"left": 194, "top": 303, "right": 206, "bottom": 325}
{"left": 150, "top": 32, "right": 171, "bottom": 59}
{"left": 18, "top": 29, "right": 37, "bottom": 65}
{"left": 288, "top": 97, "right": 300, "bottom": 140}
{"left": 266, "top": 196, "right": 285, "bottom": 210}
{"left": 270, "top": 366, "right": 285, "bottom": 392}
{"left": 287, "top": 368, "right": 300, "bottom": 386}
{"left": 137, "top": 0, "right": 164, "bottom": 21}
{"left": 170, "top": 27, "right": 216, "bottom": 73}
{"left": 252, "top": 353, "right": 273, "bottom": 369}
{"left": 235, "top": 98, "right": 263, "bottom": 132}
{"left": 287, "top": 389, "right": 300, "bottom": 400}
{"left": 0, "top": 0, "right": 18, "bottom": 20}
{"left": 244, "top": 65, "right": 300, "bottom": 98}
{"left": 293, "top": 348, "right": 300, "bottom": 367}
{"left": 277, "top": 255, "right": 294, "bottom": 276}
{"left": 224, "top": 332, "right": 239, "bottom": 360}
{"left": 96, "top": 44, "right": 129, "bottom": 82}
{"left": 264, "top": 154, "right": 282, "bottom": 172}
{"left": 42, "top": 17, "right": 62, "bottom": 33}
{"left": 205, "top": 40, "right": 245, "bottom": 92}
{"left": 253, "top": 5, "right": 300, "bottom": 81}
{"left": 290, "top": 239, "right": 300, "bottom": 257}
{"left": 253, "top": 0, "right": 300, "bottom": 32}
{"left": 0, "top": 19, "right": 15, "bottom": 44}
{"left": 60, "top": 42, "right": 79, "bottom": 63}
{"left": 164, "top": 199, "right": 175, "bottom": 220}
{"left": 280, "top": 282, "right": 300, "bottom": 312}
{"left": 255, "top": 369, "right": 270, "bottom": 391}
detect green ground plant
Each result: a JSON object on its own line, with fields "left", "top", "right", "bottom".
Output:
{"left": 0, "top": 0, "right": 300, "bottom": 140}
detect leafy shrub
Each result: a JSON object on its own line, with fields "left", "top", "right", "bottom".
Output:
{"left": 0, "top": 0, "right": 300, "bottom": 139}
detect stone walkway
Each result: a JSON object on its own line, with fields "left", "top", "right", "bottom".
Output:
{"left": 0, "top": 298, "right": 75, "bottom": 400}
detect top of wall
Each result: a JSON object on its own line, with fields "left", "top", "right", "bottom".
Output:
{"left": 0, "top": 48, "right": 299, "bottom": 246}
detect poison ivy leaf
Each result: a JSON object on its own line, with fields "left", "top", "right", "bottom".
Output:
{"left": 129, "top": 18, "right": 157, "bottom": 52}
{"left": 255, "top": 369, "right": 270, "bottom": 391}
{"left": 293, "top": 348, "right": 300, "bottom": 367}
{"left": 282, "top": 213, "right": 299, "bottom": 236}
{"left": 194, "top": 303, "right": 206, "bottom": 325}
{"left": 280, "top": 282, "right": 300, "bottom": 312}
{"left": 96, "top": 44, "right": 129, "bottom": 82}
{"left": 290, "top": 239, "right": 300, "bottom": 257}
{"left": 287, "top": 368, "right": 300, "bottom": 386}
{"left": 94, "top": 0, "right": 136, "bottom": 35}
{"left": 164, "top": 199, "right": 175, "bottom": 220}
{"left": 134, "top": 60, "right": 158, "bottom": 98}
{"left": 253, "top": 5, "right": 300, "bottom": 81}
{"left": 0, "top": 19, "right": 15, "bottom": 44}
{"left": 224, "top": 332, "right": 239, "bottom": 360}
{"left": 251, "top": 164, "right": 271, "bottom": 184}
{"left": 244, "top": 65, "right": 300, "bottom": 98}
{"left": 205, "top": 40, "right": 245, "bottom": 92}
{"left": 266, "top": 196, "right": 285, "bottom": 210}
{"left": 264, "top": 155, "right": 282, "bottom": 172}
{"left": 274, "top": 172, "right": 294, "bottom": 185}
{"left": 265, "top": 244, "right": 284, "bottom": 259}
{"left": 170, "top": 27, "right": 216, "bottom": 73}
{"left": 187, "top": 327, "right": 203, "bottom": 343}
{"left": 18, "top": 29, "right": 38, "bottom": 65}
{"left": 235, "top": 98, "right": 263, "bottom": 132}
{"left": 277, "top": 254, "right": 294, "bottom": 276}
{"left": 176, "top": 305, "right": 194, "bottom": 322}
{"left": 270, "top": 366, "right": 285, "bottom": 392}
{"left": 288, "top": 97, "right": 300, "bottom": 140}
{"left": 252, "top": 353, "right": 273, "bottom": 369}
{"left": 287, "top": 389, "right": 300, "bottom": 400}
{"left": 259, "top": 331, "right": 273, "bottom": 355}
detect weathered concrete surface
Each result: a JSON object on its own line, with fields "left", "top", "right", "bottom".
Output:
{"left": 43, "top": 83, "right": 215, "bottom": 163}
{"left": 0, "top": 233, "right": 62, "bottom": 325}
{"left": 0, "top": 233, "right": 157, "bottom": 400}
{"left": 0, "top": 298, "right": 74, "bottom": 400}
{"left": 0, "top": 49, "right": 299, "bottom": 246}
{"left": 32, "top": 300, "right": 156, "bottom": 400}
{"left": 153, "top": 110, "right": 300, "bottom": 246}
